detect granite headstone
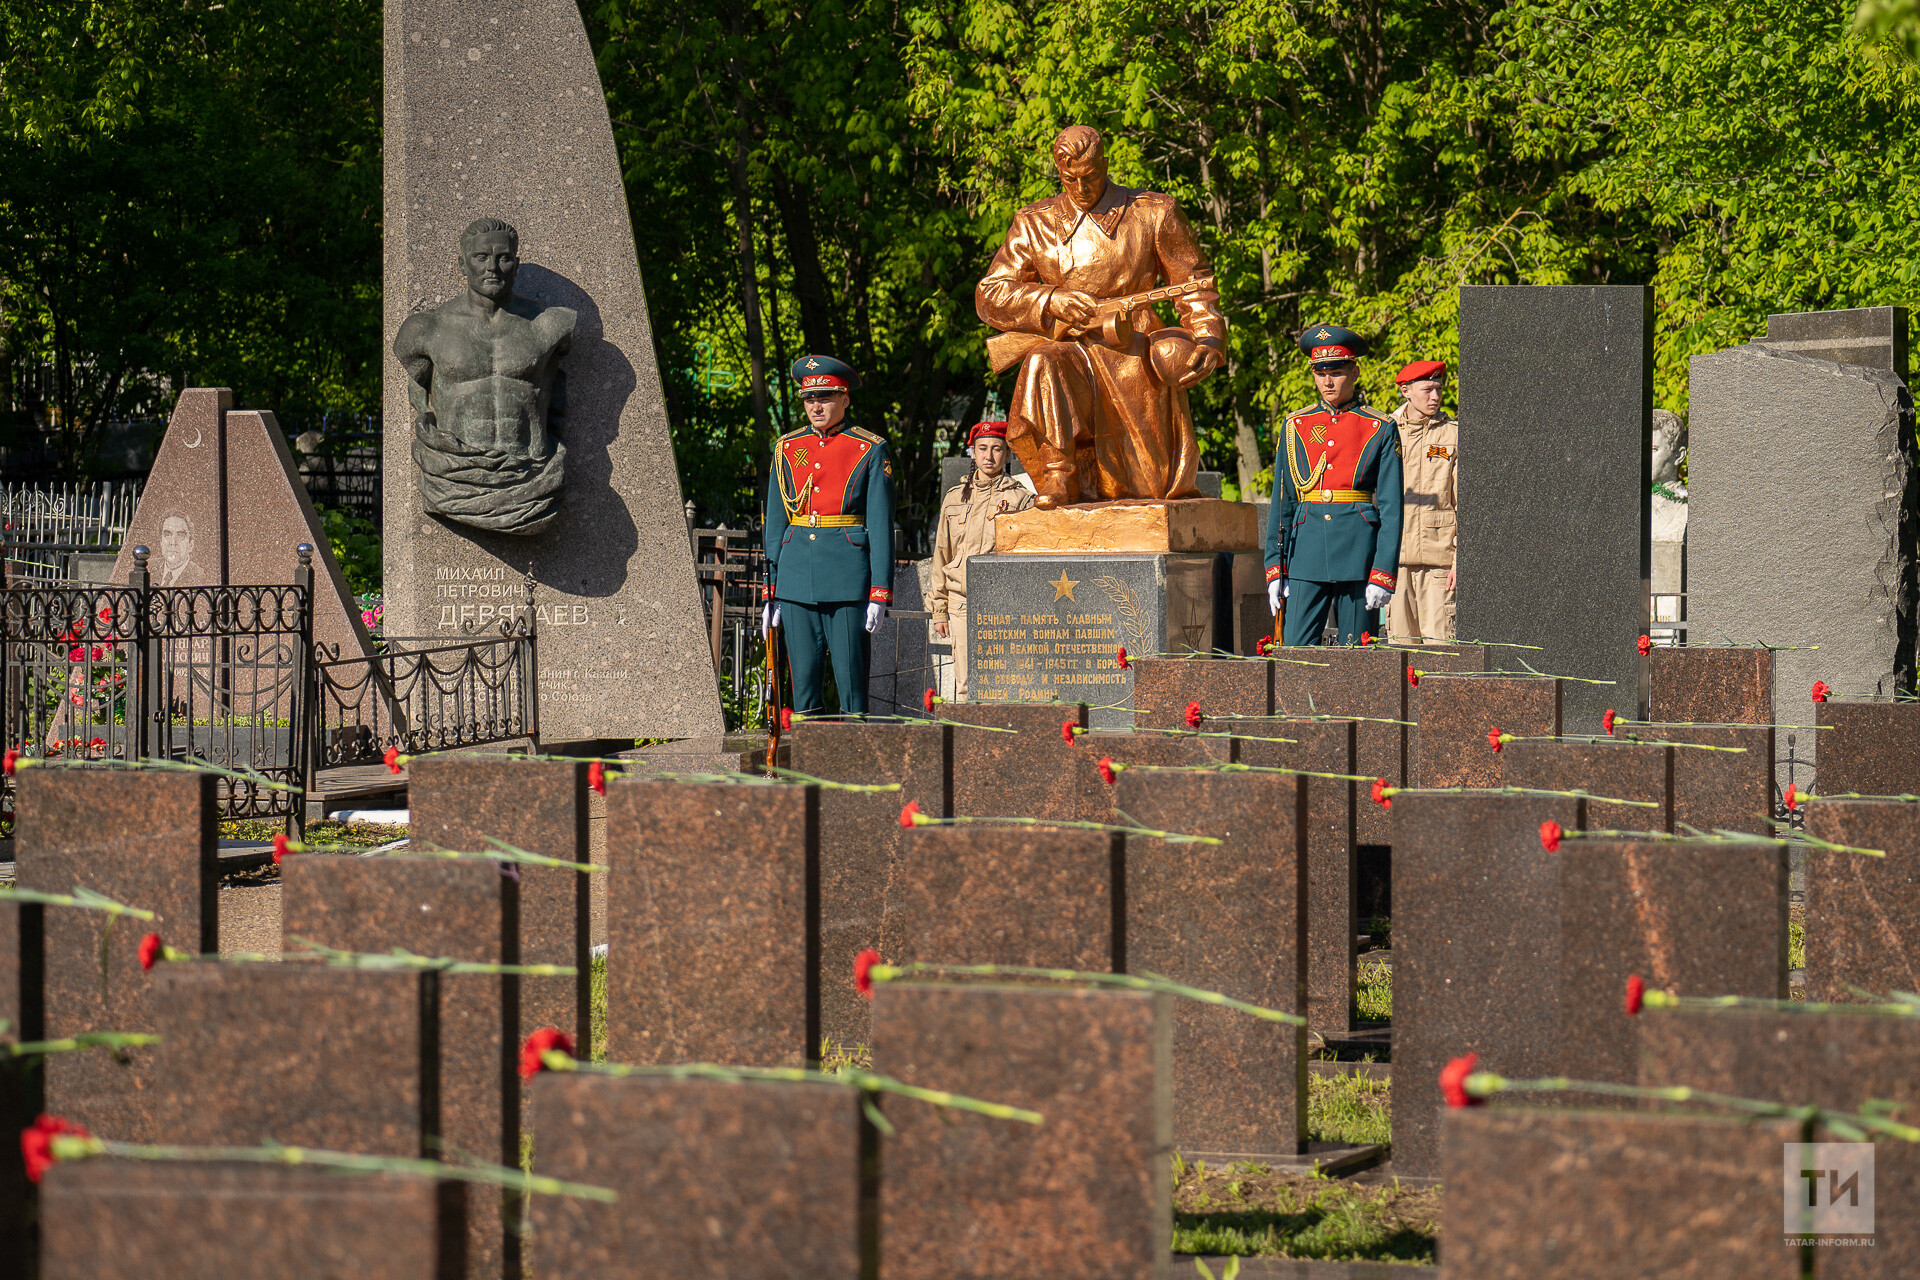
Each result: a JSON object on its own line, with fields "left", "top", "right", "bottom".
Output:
{"left": 1758, "top": 304, "right": 1909, "bottom": 374}
{"left": 1412, "top": 675, "right": 1562, "bottom": 788}
{"left": 1803, "top": 800, "right": 1920, "bottom": 1001}
{"left": 382, "top": 0, "right": 722, "bottom": 741}
{"left": 1814, "top": 700, "right": 1920, "bottom": 798}
{"left": 1648, "top": 647, "right": 1772, "bottom": 726}
{"left": 1456, "top": 285, "right": 1651, "bottom": 734}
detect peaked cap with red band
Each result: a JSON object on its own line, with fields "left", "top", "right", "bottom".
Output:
{"left": 791, "top": 354, "right": 862, "bottom": 394}
{"left": 967, "top": 420, "right": 1009, "bottom": 447}
{"left": 1395, "top": 359, "right": 1447, "bottom": 386}
{"left": 1297, "top": 324, "right": 1369, "bottom": 368}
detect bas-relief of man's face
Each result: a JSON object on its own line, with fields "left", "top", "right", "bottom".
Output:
{"left": 1056, "top": 152, "right": 1109, "bottom": 213}
{"left": 160, "top": 515, "right": 192, "bottom": 569}
{"left": 462, "top": 233, "right": 519, "bottom": 301}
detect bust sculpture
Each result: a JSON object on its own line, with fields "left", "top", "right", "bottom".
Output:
{"left": 393, "top": 217, "right": 575, "bottom": 535}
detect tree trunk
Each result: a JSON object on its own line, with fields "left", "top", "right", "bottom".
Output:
{"left": 772, "top": 174, "right": 835, "bottom": 358}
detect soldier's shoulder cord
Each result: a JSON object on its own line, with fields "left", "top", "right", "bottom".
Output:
{"left": 773, "top": 437, "right": 812, "bottom": 523}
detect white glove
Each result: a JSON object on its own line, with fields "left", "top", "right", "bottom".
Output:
{"left": 762, "top": 601, "right": 781, "bottom": 632}
{"left": 1267, "top": 580, "right": 1283, "bottom": 615}
{"left": 864, "top": 601, "right": 886, "bottom": 633}
{"left": 1364, "top": 584, "right": 1391, "bottom": 612}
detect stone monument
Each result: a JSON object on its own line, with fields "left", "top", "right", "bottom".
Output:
{"left": 1457, "top": 285, "right": 1652, "bottom": 732}
{"left": 383, "top": 0, "right": 722, "bottom": 742}
{"left": 1688, "top": 308, "right": 1917, "bottom": 783}
{"left": 1650, "top": 409, "right": 1687, "bottom": 624}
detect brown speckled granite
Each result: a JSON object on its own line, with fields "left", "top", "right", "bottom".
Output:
{"left": 1647, "top": 724, "right": 1775, "bottom": 835}
{"left": 1816, "top": 701, "right": 1920, "bottom": 797}
{"left": 1442, "top": 1108, "right": 1804, "bottom": 1279}
{"left": 15, "top": 768, "right": 216, "bottom": 1142}
{"left": 1804, "top": 801, "right": 1920, "bottom": 1001}
{"left": 790, "top": 720, "right": 950, "bottom": 1053}
{"left": 1639, "top": 1003, "right": 1920, "bottom": 1278}
{"left": 1271, "top": 648, "right": 1405, "bottom": 844}
{"left": 0, "top": 900, "right": 33, "bottom": 1271}
{"left": 1412, "top": 676, "right": 1561, "bottom": 788}
{"left": 1083, "top": 729, "right": 1233, "bottom": 769}
{"left": 280, "top": 854, "right": 509, "bottom": 1277}
{"left": 1649, "top": 647, "right": 1772, "bottom": 724}
{"left": 1502, "top": 739, "right": 1673, "bottom": 832}
{"left": 1558, "top": 836, "right": 1787, "bottom": 1089}
{"left": 1116, "top": 770, "right": 1305, "bottom": 1157}
{"left": 148, "top": 963, "right": 432, "bottom": 1154}
{"left": 409, "top": 755, "right": 590, "bottom": 1055}
{"left": 943, "top": 701, "right": 1104, "bottom": 823}
{"left": 872, "top": 982, "right": 1170, "bottom": 1280}
{"left": 1392, "top": 791, "right": 1580, "bottom": 1177}
{"left": 529, "top": 1073, "right": 864, "bottom": 1279}
{"left": 605, "top": 779, "right": 814, "bottom": 1067}
{"left": 1131, "top": 657, "right": 1270, "bottom": 728}
{"left": 1231, "top": 718, "right": 1359, "bottom": 1034}
{"left": 882, "top": 825, "right": 1116, "bottom": 973}
{"left": 40, "top": 1161, "right": 460, "bottom": 1280}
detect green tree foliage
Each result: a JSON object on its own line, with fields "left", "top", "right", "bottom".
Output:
{"left": 0, "top": 0, "right": 380, "bottom": 476}
{"left": 313, "top": 502, "right": 382, "bottom": 597}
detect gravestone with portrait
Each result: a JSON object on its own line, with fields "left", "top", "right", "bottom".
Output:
{"left": 960, "top": 126, "right": 1257, "bottom": 721}
{"left": 382, "top": 0, "right": 722, "bottom": 743}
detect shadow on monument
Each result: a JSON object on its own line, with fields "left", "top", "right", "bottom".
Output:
{"left": 433, "top": 262, "right": 640, "bottom": 602}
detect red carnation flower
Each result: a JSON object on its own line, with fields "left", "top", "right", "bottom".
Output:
{"left": 1784, "top": 784, "right": 1799, "bottom": 812}
{"left": 1625, "top": 973, "right": 1645, "bottom": 1016}
{"left": 589, "top": 761, "right": 606, "bottom": 796}
{"left": 1061, "top": 720, "right": 1078, "bottom": 743}
{"left": 1539, "top": 820, "right": 1562, "bottom": 853}
{"left": 1603, "top": 708, "right": 1616, "bottom": 736}
{"left": 1098, "top": 757, "right": 1117, "bottom": 786}
{"left": 272, "top": 833, "right": 292, "bottom": 865}
{"left": 1115, "top": 646, "right": 1130, "bottom": 669}
{"left": 853, "top": 948, "right": 882, "bottom": 999}
{"left": 1637, "top": 634, "right": 1652, "bottom": 656}
{"left": 138, "top": 933, "right": 164, "bottom": 972}
{"left": 924, "top": 687, "right": 936, "bottom": 713}
{"left": 1256, "top": 636, "right": 1275, "bottom": 657}
{"left": 1439, "top": 1053, "right": 1483, "bottom": 1108}
{"left": 518, "top": 1026, "right": 575, "bottom": 1081}
{"left": 1371, "top": 777, "right": 1392, "bottom": 809}
{"left": 1360, "top": 631, "right": 1372, "bottom": 647}
{"left": 21, "top": 1115, "right": 90, "bottom": 1184}
{"left": 780, "top": 707, "right": 794, "bottom": 731}
{"left": 1185, "top": 701, "right": 1203, "bottom": 729}
{"left": 1811, "top": 681, "right": 1830, "bottom": 704}
{"left": 384, "top": 746, "right": 401, "bottom": 776}
{"left": 1406, "top": 664, "right": 1419, "bottom": 688}
{"left": 1488, "top": 728, "right": 1506, "bottom": 753}
{"left": 3, "top": 749, "right": 17, "bottom": 777}
{"left": 899, "top": 800, "right": 925, "bottom": 829}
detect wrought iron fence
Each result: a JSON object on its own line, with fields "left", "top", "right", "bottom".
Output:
{"left": 1, "top": 480, "right": 140, "bottom": 584}
{"left": 311, "top": 623, "right": 538, "bottom": 772}
{"left": 0, "top": 547, "right": 313, "bottom": 824}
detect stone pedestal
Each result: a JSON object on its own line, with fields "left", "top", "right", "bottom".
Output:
{"left": 991, "top": 497, "right": 1257, "bottom": 554}
{"left": 965, "top": 553, "right": 1217, "bottom": 728}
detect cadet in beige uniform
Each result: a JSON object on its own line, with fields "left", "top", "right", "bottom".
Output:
{"left": 1386, "top": 360, "right": 1457, "bottom": 644}
{"left": 929, "top": 421, "right": 1034, "bottom": 699}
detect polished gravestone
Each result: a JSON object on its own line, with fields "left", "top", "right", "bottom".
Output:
{"left": 0, "top": 900, "right": 33, "bottom": 1267}
{"left": 1502, "top": 738, "right": 1673, "bottom": 833}
{"left": 15, "top": 768, "right": 217, "bottom": 1142}
{"left": 1804, "top": 800, "right": 1920, "bottom": 1001}
{"left": 1689, "top": 325, "right": 1917, "bottom": 788}
{"left": 873, "top": 982, "right": 1171, "bottom": 1280}
{"left": 40, "top": 1163, "right": 463, "bottom": 1280}
{"left": 1131, "top": 655, "right": 1271, "bottom": 728}
{"left": 1815, "top": 700, "right": 1920, "bottom": 798}
{"left": 1270, "top": 647, "right": 1406, "bottom": 846}
{"left": 1648, "top": 646, "right": 1772, "bottom": 725}
{"left": 1457, "top": 285, "right": 1652, "bottom": 735}
{"left": 383, "top": 0, "right": 720, "bottom": 742}
{"left": 942, "top": 701, "right": 1105, "bottom": 823}
{"left": 789, "top": 719, "right": 950, "bottom": 1051}
{"left": 1557, "top": 835, "right": 1788, "bottom": 1089}
{"left": 1117, "top": 770, "right": 1306, "bottom": 1160}
{"left": 530, "top": 1073, "right": 866, "bottom": 1279}
{"left": 605, "top": 778, "right": 816, "bottom": 1066}
{"left": 1643, "top": 723, "right": 1776, "bottom": 835}
{"left": 1392, "top": 791, "right": 1581, "bottom": 1177}
{"left": 965, "top": 553, "right": 1216, "bottom": 727}
{"left": 1412, "top": 675, "right": 1562, "bottom": 788}
{"left": 1758, "top": 303, "right": 1910, "bottom": 373}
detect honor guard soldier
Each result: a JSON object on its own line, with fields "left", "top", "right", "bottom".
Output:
{"left": 927, "top": 420, "right": 1035, "bottom": 699}
{"left": 1265, "top": 325, "right": 1404, "bottom": 646}
{"left": 762, "top": 355, "right": 896, "bottom": 714}
{"left": 1386, "top": 360, "right": 1457, "bottom": 644}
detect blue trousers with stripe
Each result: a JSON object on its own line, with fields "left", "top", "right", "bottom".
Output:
{"left": 783, "top": 600, "right": 869, "bottom": 714}
{"left": 1283, "top": 579, "right": 1379, "bottom": 647}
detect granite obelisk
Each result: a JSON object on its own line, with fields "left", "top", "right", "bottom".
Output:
{"left": 383, "top": 0, "right": 722, "bottom": 742}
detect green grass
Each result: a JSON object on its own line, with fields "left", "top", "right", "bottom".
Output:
{"left": 1308, "top": 1064, "right": 1391, "bottom": 1146}
{"left": 221, "top": 818, "right": 407, "bottom": 849}
{"left": 589, "top": 955, "right": 607, "bottom": 1061}
{"left": 1790, "top": 919, "right": 1806, "bottom": 971}
{"left": 1172, "top": 1155, "right": 1437, "bottom": 1263}
{"left": 1355, "top": 957, "right": 1392, "bottom": 1022}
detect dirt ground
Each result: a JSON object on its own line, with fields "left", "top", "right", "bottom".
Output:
{"left": 218, "top": 866, "right": 282, "bottom": 957}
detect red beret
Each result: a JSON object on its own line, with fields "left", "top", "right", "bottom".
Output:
{"left": 967, "top": 420, "right": 1009, "bottom": 446}
{"left": 1395, "top": 360, "right": 1448, "bottom": 386}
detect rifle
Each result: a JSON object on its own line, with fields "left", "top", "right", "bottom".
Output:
{"left": 763, "top": 616, "right": 784, "bottom": 773}
{"left": 985, "top": 275, "right": 1217, "bottom": 375}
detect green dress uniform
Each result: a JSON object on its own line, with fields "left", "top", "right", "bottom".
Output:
{"left": 764, "top": 356, "right": 896, "bottom": 713}
{"left": 1264, "top": 326, "right": 1404, "bottom": 646}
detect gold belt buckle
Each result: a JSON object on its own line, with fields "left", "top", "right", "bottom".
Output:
{"left": 807, "top": 513, "right": 818, "bottom": 527}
